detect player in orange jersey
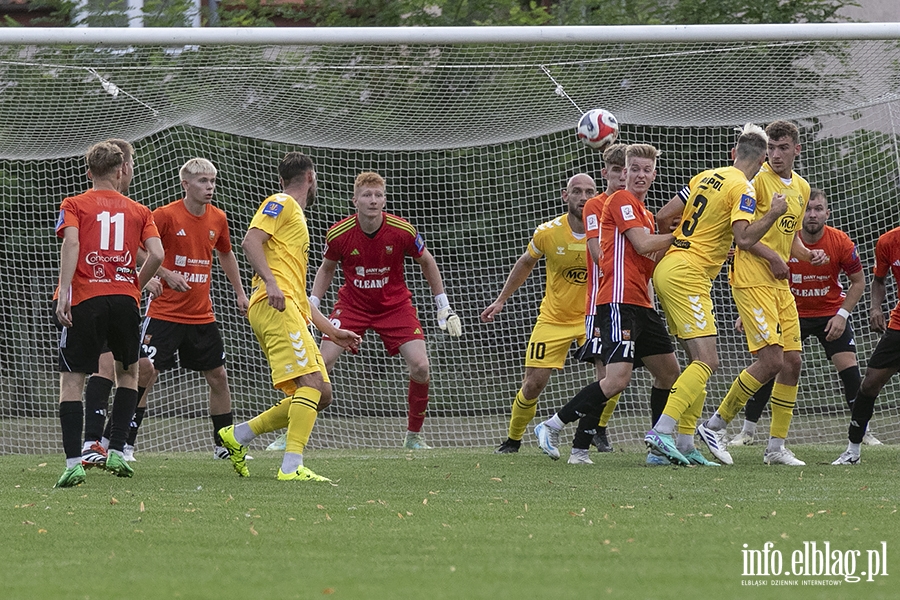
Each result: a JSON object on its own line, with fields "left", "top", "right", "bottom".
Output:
{"left": 54, "top": 141, "right": 163, "bottom": 487}
{"left": 121, "top": 158, "right": 249, "bottom": 461}
{"left": 534, "top": 144, "right": 680, "bottom": 461}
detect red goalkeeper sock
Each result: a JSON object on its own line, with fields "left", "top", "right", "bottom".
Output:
{"left": 407, "top": 379, "right": 429, "bottom": 432}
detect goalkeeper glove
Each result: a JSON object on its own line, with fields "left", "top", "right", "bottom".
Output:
{"left": 434, "top": 293, "right": 462, "bottom": 337}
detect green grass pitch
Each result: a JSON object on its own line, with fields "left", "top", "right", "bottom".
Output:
{"left": 2, "top": 445, "right": 897, "bottom": 599}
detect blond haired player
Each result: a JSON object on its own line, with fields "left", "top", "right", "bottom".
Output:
{"left": 696, "top": 121, "right": 827, "bottom": 466}
{"left": 534, "top": 144, "right": 680, "bottom": 461}
{"left": 218, "top": 152, "right": 360, "bottom": 482}
{"left": 645, "top": 124, "right": 786, "bottom": 466}
{"left": 124, "top": 158, "right": 249, "bottom": 461}
{"left": 482, "top": 172, "right": 598, "bottom": 458}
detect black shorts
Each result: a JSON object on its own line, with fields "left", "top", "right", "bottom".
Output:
{"left": 597, "top": 303, "right": 674, "bottom": 366}
{"left": 864, "top": 328, "right": 900, "bottom": 371}
{"left": 575, "top": 311, "right": 646, "bottom": 368}
{"left": 59, "top": 295, "right": 140, "bottom": 373}
{"left": 51, "top": 299, "right": 110, "bottom": 354}
{"left": 799, "top": 316, "right": 856, "bottom": 359}
{"left": 140, "top": 317, "right": 225, "bottom": 372}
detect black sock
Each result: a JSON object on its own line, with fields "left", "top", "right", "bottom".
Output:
{"left": 108, "top": 388, "right": 139, "bottom": 452}
{"left": 211, "top": 412, "right": 233, "bottom": 446}
{"left": 59, "top": 401, "right": 84, "bottom": 460}
{"left": 744, "top": 378, "right": 774, "bottom": 423}
{"left": 848, "top": 390, "right": 877, "bottom": 444}
{"left": 573, "top": 415, "right": 600, "bottom": 450}
{"left": 83, "top": 376, "right": 113, "bottom": 443}
{"left": 838, "top": 366, "right": 861, "bottom": 410}
{"left": 649, "top": 386, "right": 669, "bottom": 428}
{"left": 127, "top": 406, "right": 146, "bottom": 446}
{"left": 558, "top": 381, "right": 608, "bottom": 424}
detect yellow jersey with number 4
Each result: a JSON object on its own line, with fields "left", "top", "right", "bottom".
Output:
{"left": 731, "top": 163, "right": 810, "bottom": 289}
{"left": 666, "top": 165, "right": 757, "bottom": 280}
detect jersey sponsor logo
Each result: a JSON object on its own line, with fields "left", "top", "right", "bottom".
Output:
{"left": 209, "top": 230, "right": 216, "bottom": 240}
{"left": 353, "top": 277, "right": 390, "bottom": 289}
{"left": 262, "top": 201, "right": 284, "bottom": 217}
{"left": 356, "top": 266, "right": 365, "bottom": 277}
{"left": 85, "top": 250, "right": 132, "bottom": 266}
{"left": 791, "top": 273, "right": 802, "bottom": 283}
{"left": 170, "top": 270, "right": 209, "bottom": 284}
{"left": 56, "top": 209, "right": 65, "bottom": 230}
{"left": 414, "top": 233, "right": 425, "bottom": 253}
{"left": 175, "top": 255, "right": 187, "bottom": 267}
{"left": 777, "top": 214, "right": 798, "bottom": 234}
{"left": 621, "top": 205, "right": 636, "bottom": 221}
{"left": 739, "top": 194, "right": 756, "bottom": 213}
{"left": 176, "top": 229, "right": 187, "bottom": 236}
{"left": 562, "top": 266, "right": 588, "bottom": 286}
{"left": 851, "top": 246, "right": 859, "bottom": 261}
{"left": 586, "top": 214, "right": 599, "bottom": 231}
{"left": 673, "top": 239, "right": 691, "bottom": 249}
{"left": 385, "top": 245, "right": 393, "bottom": 254}
{"left": 792, "top": 286, "right": 831, "bottom": 298}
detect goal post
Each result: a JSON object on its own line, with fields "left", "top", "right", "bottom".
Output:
{"left": 1, "top": 24, "right": 899, "bottom": 454}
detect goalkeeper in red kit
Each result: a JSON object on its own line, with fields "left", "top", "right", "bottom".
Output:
{"left": 311, "top": 171, "right": 461, "bottom": 449}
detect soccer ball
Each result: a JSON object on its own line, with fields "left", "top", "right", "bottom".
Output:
{"left": 576, "top": 108, "right": 619, "bottom": 150}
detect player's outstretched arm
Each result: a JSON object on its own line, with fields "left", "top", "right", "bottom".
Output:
{"left": 480, "top": 250, "right": 539, "bottom": 323}
{"left": 745, "top": 240, "right": 789, "bottom": 279}
{"left": 217, "top": 249, "right": 249, "bottom": 316}
{"left": 791, "top": 233, "right": 828, "bottom": 266}
{"left": 242, "top": 227, "right": 285, "bottom": 312}
{"left": 732, "top": 193, "right": 787, "bottom": 250}
{"left": 309, "top": 258, "right": 338, "bottom": 311}
{"left": 309, "top": 302, "right": 361, "bottom": 353}
{"left": 415, "top": 250, "right": 462, "bottom": 337}
{"left": 623, "top": 227, "right": 675, "bottom": 256}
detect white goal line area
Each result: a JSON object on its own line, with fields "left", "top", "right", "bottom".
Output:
{"left": 0, "top": 26, "right": 899, "bottom": 453}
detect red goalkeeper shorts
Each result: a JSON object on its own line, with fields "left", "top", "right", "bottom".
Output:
{"left": 324, "top": 301, "right": 424, "bottom": 356}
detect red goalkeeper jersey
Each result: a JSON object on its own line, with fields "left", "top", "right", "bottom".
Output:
{"left": 323, "top": 213, "right": 426, "bottom": 313}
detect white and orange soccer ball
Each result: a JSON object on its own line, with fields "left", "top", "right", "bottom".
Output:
{"left": 576, "top": 108, "right": 619, "bottom": 150}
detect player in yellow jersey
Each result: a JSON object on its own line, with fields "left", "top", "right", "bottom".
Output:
{"left": 217, "top": 152, "right": 361, "bottom": 482}
{"left": 695, "top": 121, "right": 827, "bottom": 466}
{"left": 481, "top": 173, "right": 599, "bottom": 459}
{"left": 645, "top": 124, "right": 786, "bottom": 466}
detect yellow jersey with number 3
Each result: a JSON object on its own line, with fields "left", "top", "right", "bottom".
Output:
{"left": 666, "top": 166, "right": 758, "bottom": 279}
{"left": 731, "top": 163, "right": 810, "bottom": 289}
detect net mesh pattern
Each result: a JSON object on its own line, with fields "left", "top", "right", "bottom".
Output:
{"left": 1, "top": 38, "right": 899, "bottom": 453}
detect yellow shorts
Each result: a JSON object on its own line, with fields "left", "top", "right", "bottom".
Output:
{"left": 525, "top": 315, "right": 586, "bottom": 370}
{"left": 732, "top": 286, "right": 801, "bottom": 353}
{"left": 653, "top": 253, "right": 717, "bottom": 340}
{"left": 248, "top": 298, "right": 329, "bottom": 391}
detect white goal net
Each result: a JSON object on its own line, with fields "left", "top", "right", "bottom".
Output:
{"left": 2, "top": 25, "right": 899, "bottom": 454}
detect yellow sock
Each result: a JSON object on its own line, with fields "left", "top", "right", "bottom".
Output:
{"left": 249, "top": 397, "right": 291, "bottom": 436}
{"left": 769, "top": 382, "right": 798, "bottom": 439}
{"left": 678, "top": 389, "right": 706, "bottom": 435}
{"left": 598, "top": 393, "right": 620, "bottom": 428}
{"left": 718, "top": 370, "right": 765, "bottom": 422}
{"left": 662, "top": 361, "right": 712, "bottom": 422}
{"left": 508, "top": 390, "right": 538, "bottom": 441}
{"left": 286, "top": 386, "right": 321, "bottom": 454}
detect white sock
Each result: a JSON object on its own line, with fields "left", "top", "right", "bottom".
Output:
{"left": 847, "top": 442, "right": 861, "bottom": 455}
{"left": 741, "top": 420, "right": 757, "bottom": 435}
{"left": 676, "top": 433, "right": 694, "bottom": 454}
{"left": 707, "top": 413, "right": 727, "bottom": 431}
{"left": 100, "top": 437, "right": 110, "bottom": 450}
{"left": 654, "top": 415, "right": 677, "bottom": 435}
{"left": 281, "top": 452, "right": 303, "bottom": 474}
{"left": 766, "top": 437, "right": 785, "bottom": 453}
{"left": 66, "top": 457, "right": 81, "bottom": 469}
{"left": 546, "top": 414, "right": 565, "bottom": 430}
{"left": 234, "top": 422, "right": 255, "bottom": 445}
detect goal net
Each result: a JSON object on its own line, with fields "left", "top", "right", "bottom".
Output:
{"left": 2, "top": 26, "right": 899, "bottom": 454}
